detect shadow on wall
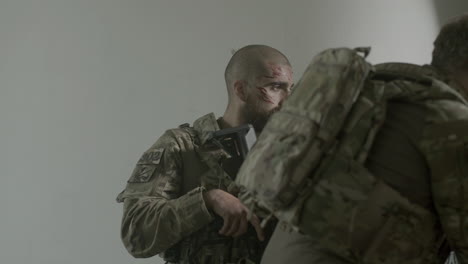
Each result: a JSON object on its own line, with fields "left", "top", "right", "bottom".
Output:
{"left": 433, "top": 0, "right": 468, "bottom": 25}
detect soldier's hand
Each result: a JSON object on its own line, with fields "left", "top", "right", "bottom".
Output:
{"left": 203, "top": 189, "right": 265, "bottom": 241}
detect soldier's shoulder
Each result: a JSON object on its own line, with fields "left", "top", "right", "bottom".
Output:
{"left": 419, "top": 100, "right": 468, "bottom": 152}
{"left": 165, "top": 123, "right": 198, "bottom": 142}
{"left": 424, "top": 98, "right": 468, "bottom": 124}
{"left": 145, "top": 123, "right": 198, "bottom": 151}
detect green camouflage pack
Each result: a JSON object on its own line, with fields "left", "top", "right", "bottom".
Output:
{"left": 236, "top": 48, "right": 468, "bottom": 263}
{"left": 236, "top": 47, "right": 374, "bottom": 222}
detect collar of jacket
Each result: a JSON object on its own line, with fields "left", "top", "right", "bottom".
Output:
{"left": 422, "top": 65, "right": 468, "bottom": 103}
{"left": 448, "top": 79, "right": 468, "bottom": 103}
{"left": 192, "top": 112, "right": 221, "bottom": 146}
{"left": 191, "top": 113, "right": 238, "bottom": 191}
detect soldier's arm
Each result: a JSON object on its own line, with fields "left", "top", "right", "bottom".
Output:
{"left": 117, "top": 131, "right": 214, "bottom": 258}
{"left": 422, "top": 121, "right": 468, "bottom": 263}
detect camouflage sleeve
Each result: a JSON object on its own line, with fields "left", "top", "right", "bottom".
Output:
{"left": 421, "top": 120, "right": 468, "bottom": 263}
{"left": 117, "top": 131, "right": 214, "bottom": 258}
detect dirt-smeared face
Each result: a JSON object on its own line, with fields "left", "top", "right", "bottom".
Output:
{"left": 244, "top": 62, "right": 293, "bottom": 133}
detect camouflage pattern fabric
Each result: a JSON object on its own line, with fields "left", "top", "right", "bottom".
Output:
{"left": 298, "top": 64, "right": 468, "bottom": 263}
{"left": 117, "top": 113, "right": 267, "bottom": 263}
{"left": 236, "top": 47, "right": 374, "bottom": 225}
{"left": 236, "top": 49, "right": 468, "bottom": 264}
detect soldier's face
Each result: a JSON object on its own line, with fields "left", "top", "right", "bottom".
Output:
{"left": 244, "top": 62, "right": 293, "bottom": 132}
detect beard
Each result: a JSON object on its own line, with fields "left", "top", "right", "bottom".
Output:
{"left": 243, "top": 97, "right": 280, "bottom": 133}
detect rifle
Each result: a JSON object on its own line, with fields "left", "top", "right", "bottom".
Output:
{"left": 209, "top": 124, "right": 257, "bottom": 180}
{"left": 161, "top": 124, "right": 257, "bottom": 263}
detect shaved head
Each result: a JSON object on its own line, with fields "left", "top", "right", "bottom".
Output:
{"left": 221, "top": 45, "right": 293, "bottom": 133}
{"left": 224, "top": 45, "right": 291, "bottom": 97}
{"left": 432, "top": 14, "right": 468, "bottom": 75}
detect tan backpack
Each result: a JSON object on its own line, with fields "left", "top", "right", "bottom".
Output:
{"left": 236, "top": 47, "right": 466, "bottom": 262}
{"left": 236, "top": 47, "right": 376, "bottom": 223}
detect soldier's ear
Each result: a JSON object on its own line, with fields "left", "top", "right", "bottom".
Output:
{"left": 234, "top": 80, "right": 247, "bottom": 102}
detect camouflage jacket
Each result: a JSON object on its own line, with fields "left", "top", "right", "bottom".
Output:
{"left": 116, "top": 113, "right": 267, "bottom": 264}
{"left": 301, "top": 64, "right": 468, "bottom": 264}
{"left": 344, "top": 64, "right": 468, "bottom": 264}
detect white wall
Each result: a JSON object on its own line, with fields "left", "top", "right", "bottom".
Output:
{"left": 0, "top": 1, "right": 452, "bottom": 264}
{"left": 434, "top": 0, "right": 468, "bottom": 25}
{"left": 281, "top": 0, "right": 440, "bottom": 77}
{"left": 1, "top": 1, "right": 286, "bottom": 264}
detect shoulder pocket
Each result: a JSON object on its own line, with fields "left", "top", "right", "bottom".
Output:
{"left": 137, "top": 148, "right": 165, "bottom": 165}
{"left": 128, "top": 165, "right": 158, "bottom": 183}
{"left": 128, "top": 148, "right": 165, "bottom": 183}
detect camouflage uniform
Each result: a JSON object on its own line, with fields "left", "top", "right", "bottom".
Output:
{"left": 116, "top": 113, "right": 268, "bottom": 264}
{"left": 249, "top": 64, "right": 468, "bottom": 264}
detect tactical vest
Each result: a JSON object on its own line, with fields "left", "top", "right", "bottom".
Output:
{"left": 162, "top": 123, "right": 269, "bottom": 264}
{"left": 236, "top": 48, "right": 467, "bottom": 263}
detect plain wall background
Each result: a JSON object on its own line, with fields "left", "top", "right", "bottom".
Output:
{"left": 1, "top": 1, "right": 466, "bottom": 264}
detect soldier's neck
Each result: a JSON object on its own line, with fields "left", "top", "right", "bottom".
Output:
{"left": 221, "top": 109, "right": 247, "bottom": 129}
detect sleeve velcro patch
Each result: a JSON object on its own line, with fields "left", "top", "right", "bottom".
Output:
{"left": 128, "top": 165, "right": 157, "bottom": 183}
{"left": 137, "top": 148, "right": 165, "bottom": 165}
{"left": 128, "top": 148, "right": 165, "bottom": 183}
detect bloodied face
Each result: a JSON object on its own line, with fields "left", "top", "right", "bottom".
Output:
{"left": 244, "top": 62, "right": 294, "bottom": 132}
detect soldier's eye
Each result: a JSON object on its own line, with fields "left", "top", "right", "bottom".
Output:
{"left": 270, "top": 84, "right": 281, "bottom": 90}
{"left": 271, "top": 86, "right": 280, "bottom": 91}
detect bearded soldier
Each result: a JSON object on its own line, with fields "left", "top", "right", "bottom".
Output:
{"left": 116, "top": 45, "right": 294, "bottom": 264}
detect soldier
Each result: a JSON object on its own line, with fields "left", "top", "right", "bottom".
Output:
{"left": 116, "top": 45, "right": 294, "bottom": 264}
{"left": 239, "top": 15, "right": 468, "bottom": 264}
